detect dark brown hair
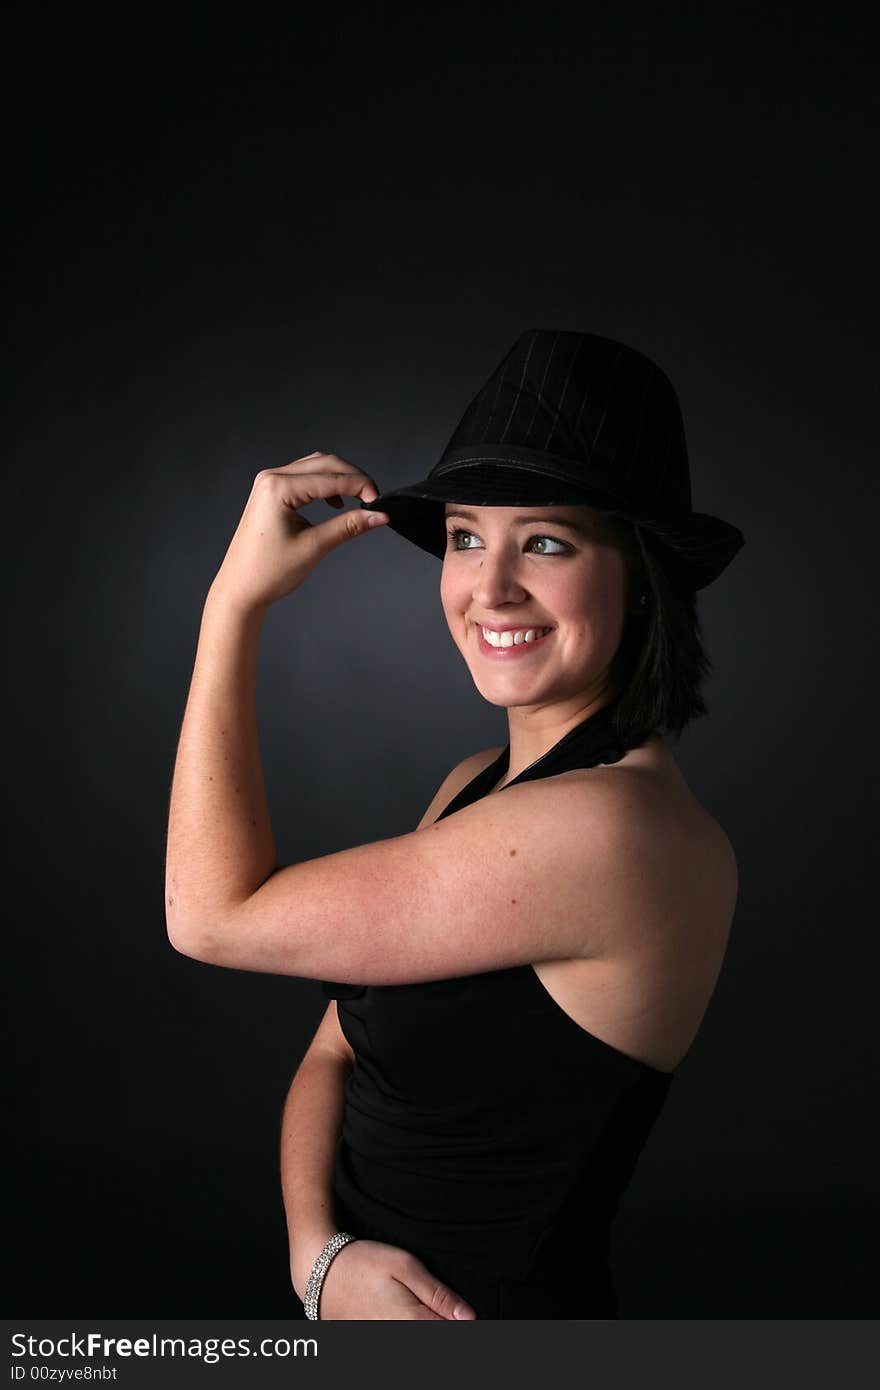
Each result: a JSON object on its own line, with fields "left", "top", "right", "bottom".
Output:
{"left": 605, "top": 520, "right": 712, "bottom": 747}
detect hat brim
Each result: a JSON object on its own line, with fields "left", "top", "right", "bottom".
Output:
{"left": 360, "top": 466, "right": 744, "bottom": 592}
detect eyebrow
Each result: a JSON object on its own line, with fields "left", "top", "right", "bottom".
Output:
{"left": 444, "top": 507, "right": 597, "bottom": 538}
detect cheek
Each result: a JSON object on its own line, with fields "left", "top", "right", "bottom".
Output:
{"left": 558, "top": 558, "right": 627, "bottom": 632}
{"left": 439, "top": 564, "right": 452, "bottom": 612}
{"left": 591, "top": 562, "right": 629, "bottom": 641}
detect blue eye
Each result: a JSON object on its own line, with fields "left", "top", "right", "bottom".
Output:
{"left": 444, "top": 526, "right": 570, "bottom": 555}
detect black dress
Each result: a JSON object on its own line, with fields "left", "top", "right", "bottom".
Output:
{"left": 317, "top": 697, "right": 675, "bottom": 1319}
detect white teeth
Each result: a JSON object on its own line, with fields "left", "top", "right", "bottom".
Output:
{"left": 480, "top": 626, "right": 551, "bottom": 648}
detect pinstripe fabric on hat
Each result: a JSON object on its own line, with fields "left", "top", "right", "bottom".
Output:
{"left": 360, "top": 328, "right": 745, "bottom": 592}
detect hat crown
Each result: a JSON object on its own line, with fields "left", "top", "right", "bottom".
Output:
{"left": 434, "top": 329, "right": 692, "bottom": 516}
{"left": 359, "top": 327, "right": 745, "bottom": 590}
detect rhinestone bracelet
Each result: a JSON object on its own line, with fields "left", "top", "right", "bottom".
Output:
{"left": 303, "top": 1232, "right": 358, "bottom": 1320}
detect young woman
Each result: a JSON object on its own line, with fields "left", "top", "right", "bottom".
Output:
{"left": 165, "top": 329, "right": 745, "bottom": 1320}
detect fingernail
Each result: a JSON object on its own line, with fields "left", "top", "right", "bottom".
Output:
{"left": 453, "top": 1302, "right": 473, "bottom": 1319}
{"left": 367, "top": 512, "right": 389, "bottom": 527}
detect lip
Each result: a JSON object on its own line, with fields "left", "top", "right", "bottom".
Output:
{"left": 475, "top": 623, "right": 556, "bottom": 658}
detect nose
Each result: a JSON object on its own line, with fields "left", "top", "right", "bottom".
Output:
{"left": 471, "top": 548, "right": 529, "bottom": 610}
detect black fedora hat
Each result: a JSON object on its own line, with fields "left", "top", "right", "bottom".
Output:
{"left": 360, "top": 329, "right": 745, "bottom": 593}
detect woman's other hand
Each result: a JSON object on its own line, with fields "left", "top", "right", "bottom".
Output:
{"left": 210, "top": 452, "right": 390, "bottom": 616}
{"left": 302, "top": 1238, "right": 478, "bottom": 1321}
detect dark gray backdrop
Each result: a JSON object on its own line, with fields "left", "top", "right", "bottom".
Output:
{"left": 7, "top": 2, "right": 876, "bottom": 1316}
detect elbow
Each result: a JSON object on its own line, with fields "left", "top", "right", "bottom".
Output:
{"left": 166, "top": 912, "right": 219, "bottom": 965}
{"left": 165, "top": 879, "right": 226, "bottom": 964}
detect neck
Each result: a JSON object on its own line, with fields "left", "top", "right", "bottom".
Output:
{"left": 502, "top": 688, "right": 619, "bottom": 787}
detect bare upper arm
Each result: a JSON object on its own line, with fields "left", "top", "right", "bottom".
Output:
{"left": 174, "top": 765, "right": 668, "bottom": 984}
{"left": 300, "top": 751, "right": 502, "bottom": 1067}
{"left": 301, "top": 750, "right": 503, "bottom": 1070}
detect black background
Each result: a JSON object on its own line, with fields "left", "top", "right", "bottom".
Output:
{"left": 7, "top": 2, "right": 877, "bottom": 1316}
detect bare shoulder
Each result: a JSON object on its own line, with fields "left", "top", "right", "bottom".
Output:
{"left": 541, "top": 740, "right": 740, "bottom": 1070}
{"left": 553, "top": 740, "right": 739, "bottom": 957}
{"left": 414, "top": 744, "right": 506, "bottom": 831}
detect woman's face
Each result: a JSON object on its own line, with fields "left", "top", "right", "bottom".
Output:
{"left": 439, "top": 503, "right": 632, "bottom": 710}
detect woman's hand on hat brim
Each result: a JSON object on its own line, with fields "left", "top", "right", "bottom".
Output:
{"left": 208, "top": 453, "right": 390, "bottom": 616}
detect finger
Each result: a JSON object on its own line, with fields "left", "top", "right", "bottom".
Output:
{"left": 267, "top": 470, "right": 384, "bottom": 511}
{"left": 276, "top": 453, "right": 360, "bottom": 477}
{"left": 315, "top": 506, "right": 390, "bottom": 549}
{"left": 268, "top": 455, "right": 383, "bottom": 503}
{"left": 271, "top": 471, "right": 381, "bottom": 505}
{"left": 400, "top": 1263, "right": 477, "bottom": 1320}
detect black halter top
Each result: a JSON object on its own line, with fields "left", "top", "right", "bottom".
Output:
{"left": 320, "top": 697, "right": 675, "bottom": 1292}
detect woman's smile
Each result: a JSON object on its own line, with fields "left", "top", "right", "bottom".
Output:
{"left": 475, "top": 623, "right": 556, "bottom": 658}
